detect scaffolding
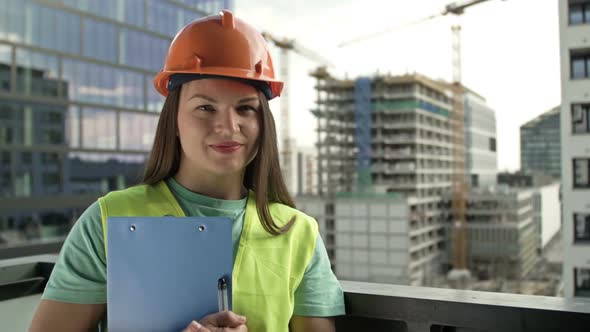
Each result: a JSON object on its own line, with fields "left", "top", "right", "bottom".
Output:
{"left": 310, "top": 69, "right": 460, "bottom": 285}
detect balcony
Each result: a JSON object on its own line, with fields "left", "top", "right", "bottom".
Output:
{"left": 1, "top": 243, "right": 590, "bottom": 332}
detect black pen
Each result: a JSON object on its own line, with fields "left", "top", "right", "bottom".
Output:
{"left": 217, "top": 277, "right": 228, "bottom": 312}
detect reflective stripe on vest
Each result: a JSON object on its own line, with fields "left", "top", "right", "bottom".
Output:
{"left": 98, "top": 181, "right": 318, "bottom": 332}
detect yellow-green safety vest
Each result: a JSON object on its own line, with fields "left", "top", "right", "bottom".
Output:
{"left": 98, "top": 180, "right": 318, "bottom": 332}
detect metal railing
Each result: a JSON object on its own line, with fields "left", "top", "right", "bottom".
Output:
{"left": 0, "top": 237, "right": 65, "bottom": 260}
{"left": 1, "top": 255, "right": 590, "bottom": 332}
{"left": 336, "top": 281, "right": 590, "bottom": 332}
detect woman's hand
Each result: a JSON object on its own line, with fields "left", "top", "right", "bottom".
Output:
{"left": 182, "top": 311, "right": 248, "bottom": 332}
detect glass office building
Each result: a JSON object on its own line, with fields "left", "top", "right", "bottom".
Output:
{"left": 520, "top": 106, "right": 561, "bottom": 180}
{"left": 0, "top": 0, "right": 231, "bottom": 245}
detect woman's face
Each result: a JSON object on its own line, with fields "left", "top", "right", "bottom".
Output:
{"left": 176, "top": 79, "right": 261, "bottom": 177}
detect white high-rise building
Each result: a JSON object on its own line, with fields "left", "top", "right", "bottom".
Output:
{"left": 558, "top": 0, "right": 590, "bottom": 298}
{"left": 464, "top": 90, "right": 498, "bottom": 188}
{"left": 296, "top": 146, "right": 318, "bottom": 196}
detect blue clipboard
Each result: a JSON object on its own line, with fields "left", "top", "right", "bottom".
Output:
{"left": 106, "top": 216, "right": 233, "bottom": 332}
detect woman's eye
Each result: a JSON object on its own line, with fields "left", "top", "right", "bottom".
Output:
{"left": 196, "top": 105, "right": 215, "bottom": 112}
{"left": 237, "top": 105, "right": 257, "bottom": 113}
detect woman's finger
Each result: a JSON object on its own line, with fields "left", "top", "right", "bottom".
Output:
{"left": 201, "top": 310, "right": 247, "bottom": 328}
{"left": 181, "top": 320, "right": 211, "bottom": 332}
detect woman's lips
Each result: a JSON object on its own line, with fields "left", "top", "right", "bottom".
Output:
{"left": 210, "top": 143, "right": 243, "bottom": 153}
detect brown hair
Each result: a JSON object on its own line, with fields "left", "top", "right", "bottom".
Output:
{"left": 143, "top": 88, "right": 295, "bottom": 235}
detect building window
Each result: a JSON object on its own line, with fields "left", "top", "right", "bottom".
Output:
{"left": 489, "top": 137, "right": 496, "bottom": 152}
{"left": 569, "top": 1, "right": 590, "bottom": 25}
{"left": 571, "top": 49, "right": 590, "bottom": 79}
{"left": 572, "top": 103, "right": 590, "bottom": 133}
{"left": 119, "top": 112, "right": 158, "bottom": 151}
{"left": 82, "top": 18, "right": 117, "bottom": 63}
{"left": 15, "top": 49, "right": 59, "bottom": 97}
{"left": 471, "top": 174, "right": 479, "bottom": 187}
{"left": 81, "top": 108, "right": 116, "bottom": 149}
{"left": 575, "top": 213, "right": 590, "bottom": 242}
{"left": 0, "top": 44, "right": 11, "bottom": 92}
{"left": 327, "top": 234, "right": 335, "bottom": 245}
{"left": 574, "top": 268, "right": 590, "bottom": 297}
{"left": 573, "top": 158, "right": 590, "bottom": 188}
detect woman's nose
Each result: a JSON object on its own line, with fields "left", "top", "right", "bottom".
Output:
{"left": 215, "top": 108, "right": 240, "bottom": 133}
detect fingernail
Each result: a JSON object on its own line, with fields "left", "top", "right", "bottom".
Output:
{"left": 191, "top": 320, "right": 202, "bottom": 331}
{"left": 239, "top": 315, "right": 247, "bottom": 322}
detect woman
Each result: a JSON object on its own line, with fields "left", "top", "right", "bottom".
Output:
{"left": 29, "top": 9, "right": 344, "bottom": 332}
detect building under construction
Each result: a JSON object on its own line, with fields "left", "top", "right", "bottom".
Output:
{"left": 311, "top": 71, "right": 459, "bottom": 196}
{"left": 440, "top": 183, "right": 561, "bottom": 288}
{"left": 301, "top": 70, "right": 479, "bottom": 286}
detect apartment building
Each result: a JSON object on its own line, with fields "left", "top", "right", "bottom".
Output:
{"left": 558, "top": 0, "right": 590, "bottom": 298}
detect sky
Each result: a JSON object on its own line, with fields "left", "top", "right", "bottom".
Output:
{"left": 235, "top": 0, "right": 561, "bottom": 172}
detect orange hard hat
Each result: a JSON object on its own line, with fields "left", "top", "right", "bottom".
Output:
{"left": 153, "top": 10, "right": 283, "bottom": 100}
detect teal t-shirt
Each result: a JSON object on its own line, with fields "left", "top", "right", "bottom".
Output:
{"left": 43, "top": 178, "right": 345, "bottom": 317}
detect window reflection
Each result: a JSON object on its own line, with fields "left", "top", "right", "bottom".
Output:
{"left": 0, "top": 101, "right": 23, "bottom": 145}
{"left": 195, "top": 0, "right": 224, "bottom": 14}
{"left": 39, "top": 152, "right": 63, "bottom": 194}
{"left": 573, "top": 158, "right": 590, "bottom": 188}
{"left": 61, "top": 0, "right": 140, "bottom": 27}
{"left": 120, "top": 29, "right": 169, "bottom": 72}
{"left": 66, "top": 106, "right": 80, "bottom": 148}
{"left": 575, "top": 268, "right": 590, "bottom": 297}
{"left": 571, "top": 55, "right": 588, "bottom": 79}
{"left": 14, "top": 171, "right": 31, "bottom": 197}
{"left": 124, "top": 0, "right": 145, "bottom": 27}
{"left": 0, "top": 0, "right": 26, "bottom": 43}
{"left": 120, "top": 112, "right": 159, "bottom": 151}
{"left": 83, "top": 18, "right": 117, "bottom": 63}
{"left": 81, "top": 108, "right": 117, "bottom": 149}
{"left": 572, "top": 103, "right": 590, "bottom": 133}
{"left": 147, "top": 0, "right": 179, "bottom": 37}
{"left": 182, "top": 8, "right": 204, "bottom": 25}
{"left": 574, "top": 213, "right": 590, "bottom": 242}
{"left": 62, "top": 59, "right": 145, "bottom": 109}
{"left": 569, "top": 2, "right": 590, "bottom": 25}
{"left": 0, "top": 148, "right": 147, "bottom": 197}
{"left": 28, "top": 3, "right": 80, "bottom": 54}
{"left": 15, "top": 49, "right": 59, "bottom": 97}
{"left": 570, "top": 4, "right": 585, "bottom": 25}
{"left": 34, "top": 105, "right": 66, "bottom": 145}
{"left": 68, "top": 152, "right": 146, "bottom": 193}
{"left": 0, "top": 152, "right": 11, "bottom": 198}
{"left": 146, "top": 76, "right": 164, "bottom": 112}
{"left": 0, "top": 44, "right": 11, "bottom": 92}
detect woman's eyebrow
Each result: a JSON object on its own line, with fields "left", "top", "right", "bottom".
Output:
{"left": 237, "top": 97, "right": 259, "bottom": 104}
{"left": 187, "top": 94, "right": 258, "bottom": 104}
{"left": 188, "top": 94, "right": 217, "bottom": 102}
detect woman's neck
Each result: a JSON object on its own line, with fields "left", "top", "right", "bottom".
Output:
{"left": 173, "top": 165, "right": 246, "bottom": 200}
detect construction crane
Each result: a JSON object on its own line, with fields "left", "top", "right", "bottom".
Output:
{"left": 338, "top": 0, "right": 505, "bottom": 287}
{"left": 338, "top": 0, "right": 496, "bottom": 49}
{"left": 261, "top": 32, "right": 334, "bottom": 194}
